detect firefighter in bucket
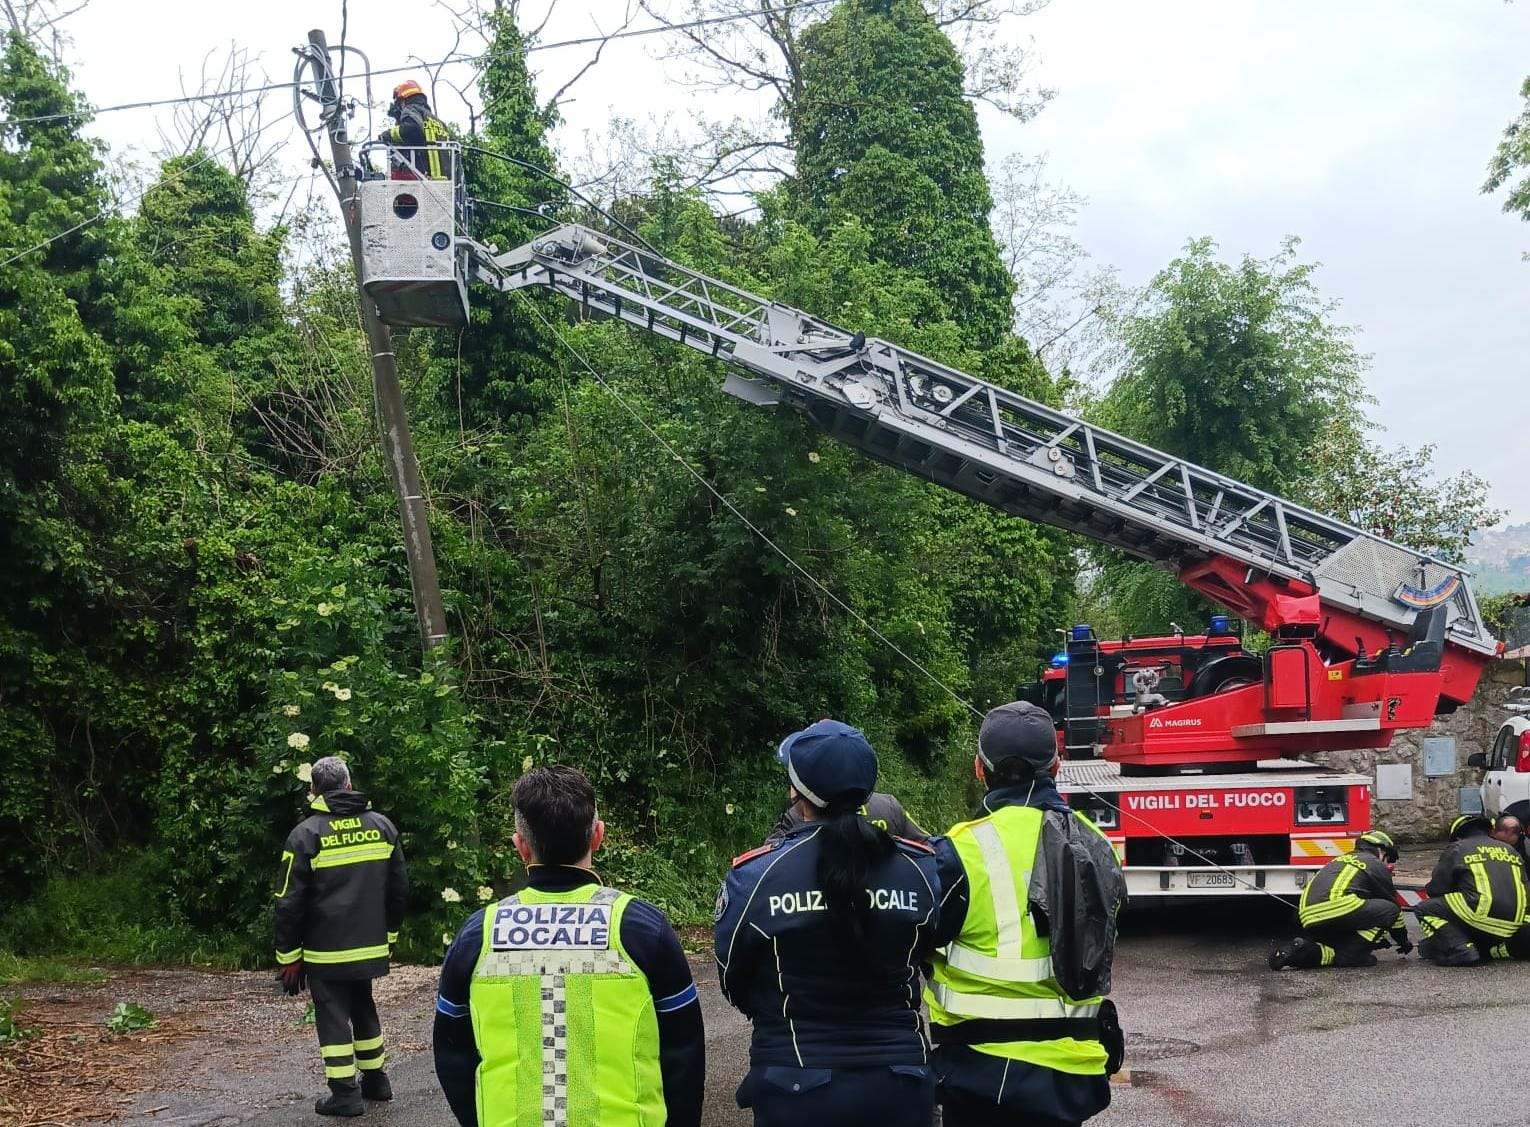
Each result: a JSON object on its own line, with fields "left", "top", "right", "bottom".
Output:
{"left": 378, "top": 80, "right": 454, "bottom": 181}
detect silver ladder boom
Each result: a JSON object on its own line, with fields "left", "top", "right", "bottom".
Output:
{"left": 468, "top": 224, "right": 1495, "bottom": 656}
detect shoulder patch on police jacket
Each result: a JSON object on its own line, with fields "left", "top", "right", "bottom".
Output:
{"left": 732, "top": 840, "right": 780, "bottom": 868}
{"left": 896, "top": 836, "right": 935, "bottom": 854}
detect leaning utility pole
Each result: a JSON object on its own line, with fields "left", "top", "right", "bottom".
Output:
{"left": 305, "top": 29, "right": 448, "bottom": 651}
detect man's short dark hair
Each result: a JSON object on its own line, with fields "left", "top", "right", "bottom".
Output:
{"left": 512, "top": 765, "right": 598, "bottom": 866}
{"left": 983, "top": 756, "right": 1040, "bottom": 789}
{"left": 1496, "top": 814, "right": 1524, "bottom": 833}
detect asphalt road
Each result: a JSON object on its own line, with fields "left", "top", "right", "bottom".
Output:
{"left": 170, "top": 898, "right": 1530, "bottom": 1127}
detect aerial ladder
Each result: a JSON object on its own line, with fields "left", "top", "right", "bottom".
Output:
{"left": 353, "top": 160, "right": 1499, "bottom": 789}
{"left": 354, "top": 165, "right": 1493, "bottom": 782}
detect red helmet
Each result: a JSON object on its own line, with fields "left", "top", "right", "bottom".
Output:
{"left": 392, "top": 80, "right": 424, "bottom": 103}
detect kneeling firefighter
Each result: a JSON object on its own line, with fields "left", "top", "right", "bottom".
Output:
{"left": 1416, "top": 814, "right": 1528, "bottom": 966}
{"left": 1269, "top": 830, "right": 1410, "bottom": 970}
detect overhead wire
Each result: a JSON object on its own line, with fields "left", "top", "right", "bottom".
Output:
{"left": 0, "top": 0, "right": 844, "bottom": 129}
{"left": 0, "top": 104, "right": 298, "bottom": 270}
{"left": 513, "top": 244, "right": 1313, "bottom": 907}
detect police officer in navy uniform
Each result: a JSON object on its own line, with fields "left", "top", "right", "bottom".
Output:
{"left": 714, "top": 719, "right": 941, "bottom": 1126}
{"left": 765, "top": 730, "right": 927, "bottom": 844}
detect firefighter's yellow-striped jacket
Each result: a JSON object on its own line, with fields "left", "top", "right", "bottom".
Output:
{"left": 274, "top": 789, "right": 408, "bottom": 980}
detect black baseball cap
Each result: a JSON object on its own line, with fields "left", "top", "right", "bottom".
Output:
{"left": 977, "top": 701, "right": 1059, "bottom": 773}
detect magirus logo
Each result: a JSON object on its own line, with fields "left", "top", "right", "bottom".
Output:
{"left": 1148, "top": 716, "right": 1202, "bottom": 729}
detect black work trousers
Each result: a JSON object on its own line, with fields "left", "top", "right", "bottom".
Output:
{"left": 942, "top": 1088, "right": 1079, "bottom": 1127}
{"left": 311, "top": 976, "right": 385, "bottom": 1090}
{"left": 738, "top": 1064, "right": 936, "bottom": 1127}
{"left": 1414, "top": 898, "right": 1519, "bottom": 963}
{"left": 1293, "top": 898, "right": 1404, "bottom": 967}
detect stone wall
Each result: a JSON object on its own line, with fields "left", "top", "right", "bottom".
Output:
{"left": 1309, "top": 661, "right": 1528, "bottom": 842}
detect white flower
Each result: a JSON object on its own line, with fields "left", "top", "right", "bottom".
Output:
{"left": 442, "top": 932, "right": 453, "bottom": 946}
{"left": 317, "top": 602, "right": 335, "bottom": 617}
{"left": 725, "top": 803, "right": 736, "bottom": 815}
{"left": 287, "top": 732, "right": 311, "bottom": 750}
{"left": 281, "top": 705, "right": 301, "bottom": 718}
{"left": 296, "top": 762, "right": 313, "bottom": 783}
{"left": 477, "top": 886, "right": 495, "bottom": 903}
{"left": 441, "top": 887, "right": 462, "bottom": 903}
{"left": 322, "top": 680, "right": 339, "bottom": 693}
{"left": 272, "top": 762, "right": 287, "bottom": 775}
{"left": 784, "top": 507, "right": 797, "bottom": 517}
{"left": 807, "top": 451, "right": 821, "bottom": 463}
{"left": 447, "top": 840, "right": 459, "bottom": 850}
{"left": 333, "top": 687, "right": 352, "bottom": 701}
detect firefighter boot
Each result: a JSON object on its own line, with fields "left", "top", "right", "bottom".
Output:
{"left": 1269, "top": 937, "right": 1322, "bottom": 970}
{"left": 1421, "top": 937, "right": 1482, "bottom": 967}
{"left": 315, "top": 1080, "right": 366, "bottom": 1117}
{"left": 361, "top": 1069, "right": 393, "bottom": 1102}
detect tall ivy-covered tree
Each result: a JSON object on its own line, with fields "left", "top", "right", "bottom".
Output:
{"left": 0, "top": 31, "right": 123, "bottom": 896}
{"left": 428, "top": 6, "right": 568, "bottom": 429}
{"left": 788, "top": 0, "right": 1015, "bottom": 348}
{"left": 783, "top": 0, "right": 1072, "bottom": 700}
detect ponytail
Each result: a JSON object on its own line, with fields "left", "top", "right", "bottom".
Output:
{"left": 816, "top": 800, "right": 896, "bottom": 945}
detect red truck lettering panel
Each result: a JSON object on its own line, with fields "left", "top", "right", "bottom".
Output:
{"left": 1119, "top": 788, "right": 1294, "bottom": 834}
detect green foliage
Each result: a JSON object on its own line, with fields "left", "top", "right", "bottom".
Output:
{"left": 1303, "top": 421, "right": 1503, "bottom": 562}
{"left": 1099, "top": 237, "right": 1369, "bottom": 497}
{"left": 1091, "top": 237, "right": 1371, "bottom": 634}
{"left": 0, "top": 952, "right": 107, "bottom": 987}
{"left": 105, "top": 1001, "right": 155, "bottom": 1035}
{"left": 0, "top": 6, "right": 1068, "bottom": 956}
{"left": 1484, "top": 74, "right": 1530, "bottom": 231}
{"left": 0, "top": 851, "right": 248, "bottom": 966}
{"left": 0, "top": 998, "right": 37, "bottom": 1044}
{"left": 788, "top": 0, "right": 1015, "bottom": 346}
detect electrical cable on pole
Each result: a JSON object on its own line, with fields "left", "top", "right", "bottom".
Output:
{"left": 299, "top": 30, "right": 449, "bottom": 653}
{"left": 3, "top": 0, "right": 845, "bottom": 129}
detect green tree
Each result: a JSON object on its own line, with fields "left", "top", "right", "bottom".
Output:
{"left": 1092, "top": 237, "right": 1370, "bottom": 633}
{"left": 426, "top": 7, "right": 567, "bottom": 430}
{"left": 1302, "top": 421, "right": 1503, "bottom": 563}
{"left": 1484, "top": 74, "right": 1530, "bottom": 232}
{"left": 788, "top": 0, "right": 1014, "bottom": 346}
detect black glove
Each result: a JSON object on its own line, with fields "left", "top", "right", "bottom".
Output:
{"left": 279, "top": 960, "right": 307, "bottom": 995}
{"left": 1394, "top": 934, "right": 1414, "bottom": 956}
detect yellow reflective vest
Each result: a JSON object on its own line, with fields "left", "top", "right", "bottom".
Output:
{"left": 926, "top": 804, "right": 1108, "bottom": 1075}
{"left": 469, "top": 884, "right": 666, "bottom": 1126}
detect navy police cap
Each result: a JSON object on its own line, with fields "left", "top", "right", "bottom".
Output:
{"left": 778, "top": 719, "right": 878, "bottom": 809}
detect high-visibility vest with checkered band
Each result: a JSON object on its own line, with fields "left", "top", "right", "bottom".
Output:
{"left": 926, "top": 805, "right": 1108, "bottom": 1075}
{"left": 470, "top": 884, "right": 666, "bottom": 1126}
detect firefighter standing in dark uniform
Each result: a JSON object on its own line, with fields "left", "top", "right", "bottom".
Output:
{"left": 1269, "top": 830, "right": 1411, "bottom": 969}
{"left": 1415, "top": 813, "right": 1528, "bottom": 965}
{"left": 378, "top": 80, "right": 454, "bottom": 180}
{"left": 714, "top": 719, "right": 942, "bottom": 1127}
{"left": 275, "top": 756, "right": 408, "bottom": 1117}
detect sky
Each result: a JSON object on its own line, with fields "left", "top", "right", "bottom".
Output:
{"left": 53, "top": 0, "right": 1530, "bottom": 523}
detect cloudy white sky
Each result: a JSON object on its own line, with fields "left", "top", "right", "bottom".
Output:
{"left": 55, "top": 0, "right": 1530, "bottom": 522}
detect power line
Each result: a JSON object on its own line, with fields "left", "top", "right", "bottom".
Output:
{"left": 517, "top": 290, "right": 986, "bottom": 725}
{"left": 0, "top": 106, "right": 297, "bottom": 270}
{"left": 521, "top": 276, "right": 1310, "bottom": 905}
{"left": 0, "top": 0, "right": 842, "bottom": 129}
